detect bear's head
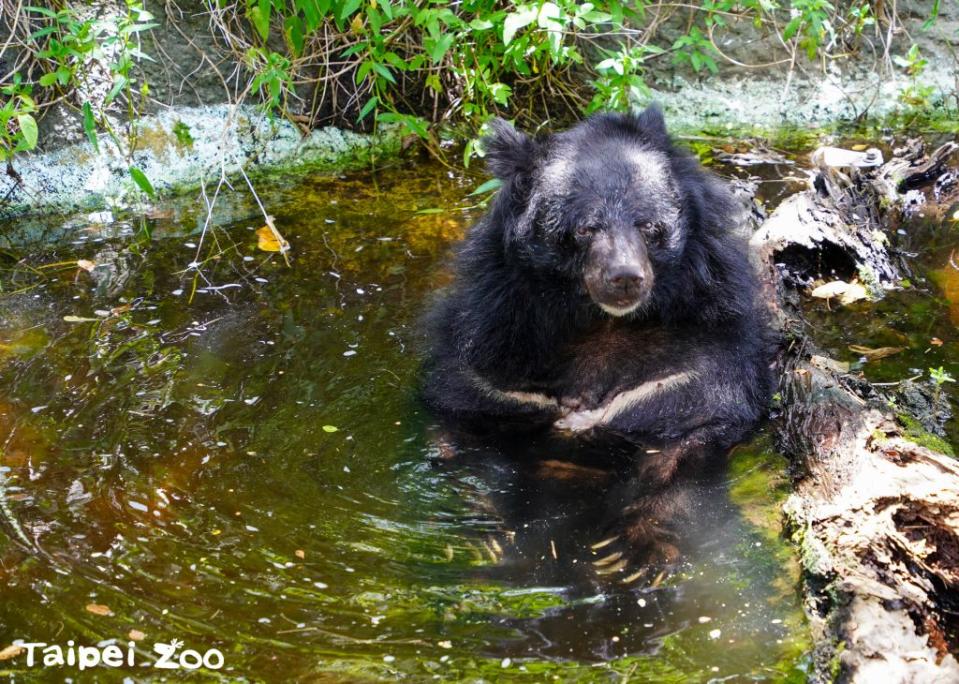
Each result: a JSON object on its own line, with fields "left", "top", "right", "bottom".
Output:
{"left": 482, "top": 107, "right": 722, "bottom": 319}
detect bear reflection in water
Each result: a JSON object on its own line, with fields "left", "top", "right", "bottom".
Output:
{"left": 429, "top": 427, "right": 745, "bottom": 660}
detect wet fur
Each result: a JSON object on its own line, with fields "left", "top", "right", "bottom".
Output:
{"left": 420, "top": 108, "right": 774, "bottom": 450}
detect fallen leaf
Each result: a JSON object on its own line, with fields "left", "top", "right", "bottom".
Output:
{"left": 931, "top": 337, "right": 944, "bottom": 346}
{"left": 810, "top": 281, "right": 848, "bottom": 299}
{"left": 851, "top": 143, "right": 868, "bottom": 151}
{"left": 810, "top": 280, "right": 868, "bottom": 305}
{"left": 63, "top": 315, "right": 100, "bottom": 323}
{"left": 256, "top": 219, "right": 290, "bottom": 253}
{"left": 295, "top": 549, "right": 305, "bottom": 559}
{"left": 86, "top": 603, "right": 113, "bottom": 617}
{"left": 76, "top": 259, "right": 96, "bottom": 272}
{"left": 322, "top": 425, "right": 338, "bottom": 433}
{"left": 848, "top": 344, "right": 904, "bottom": 361}
{"left": 841, "top": 284, "right": 869, "bottom": 304}
{"left": 0, "top": 644, "right": 24, "bottom": 661}
{"left": 128, "top": 629, "right": 146, "bottom": 641}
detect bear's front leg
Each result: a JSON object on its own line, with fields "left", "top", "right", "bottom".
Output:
{"left": 553, "top": 371, "right": 697, "bottom": 434}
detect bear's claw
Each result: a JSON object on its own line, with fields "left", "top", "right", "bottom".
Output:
{"left": 554, "top": 407, "right": 606, "bottom": 432}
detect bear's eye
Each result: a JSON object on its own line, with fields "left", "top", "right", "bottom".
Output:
{"left": 639, "top": 221, "right": 666, "bottom": 237}
{"left": 575, "top": 225, "right": 593, "bottom": 238}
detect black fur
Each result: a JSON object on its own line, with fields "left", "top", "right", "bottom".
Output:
{"left": 421, "top": 108, "right": 774, "bottom": 453}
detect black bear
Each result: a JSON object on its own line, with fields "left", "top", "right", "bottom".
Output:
{"left": 421, "top": 107, "right": 772, "bottom": 476}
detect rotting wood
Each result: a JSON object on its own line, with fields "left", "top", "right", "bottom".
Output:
{"left": 749, "top": 140, "right": 959, "bottom": 683}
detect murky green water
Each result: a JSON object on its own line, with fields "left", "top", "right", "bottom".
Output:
{"left": 0, "top": 160, "right": 816, "bottom": 681}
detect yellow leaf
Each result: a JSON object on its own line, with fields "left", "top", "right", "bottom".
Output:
{"left": 851, "top": 143, "right": 868, "bottom": 151}
{"left": 295, "top": 549, "right": 305, "bottom": 559}
{"left": 848, "top": 345, "right": 904, "bottom": 361}
{"left": 810, "top": 280, "right": 868, "bottom": 305}
{"left": 0, "top": 644, "right": 24, "bottom": 661}
{"left": 86, "top": 603, "right": 113, "bottom": 616}
{"left": 810, "top": 280, "right": 849, "bottom": 299}
{"left": 77, "top": 259, "right": 97, "bottom": 272}
{"left": 256, "top": 224, "right": 289, "bottom": 253}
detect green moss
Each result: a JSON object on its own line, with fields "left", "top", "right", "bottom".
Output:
{"left": 897, "top": 413, "right": 956, "bottom": 456}
{"left": 172, "top": 120, "right": 194, "bottom": 149}
{"left": 728, "top": 432, "right": 793, "bottom": 538}
{"left": 829, "top": 640, "right": 846, "bottom": 682}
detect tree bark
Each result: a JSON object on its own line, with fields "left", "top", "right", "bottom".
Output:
{"left": 748, "top": 140, "right": 959, "bottom": 683}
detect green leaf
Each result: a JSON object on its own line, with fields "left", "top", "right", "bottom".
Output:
{"left": 126, "top": 22, "right": 158, "bottom": 33}
{"left": 38, "top": 72, "right": 58, "bottom": 87}
{"left": 356, "top": 60, "right": 373, "bottom": 84}
{"left": 81, "top": 102, "right": 98, "bottom": 152}
{"left": 469, "top": 178, "right": 503, "bottom": 196}
{"left": 284, "top": 16, "right": 305, "bottom": 56}
{"left": 782, "top": 16, "right": 801, "bottom": 41}
{"left": 358, "top": 96, "right": 378, "bottom": 122}
{"left": 24, "top": 5, "right": 57, "bottom": 17}
{"left": 502, "top": 5, "right": 537, "bottom": 45}
{"left": 463, "top": 138, "right": 475, "bottom": 168}
{"left": 582, "top": 10, "right": 612, "bottom": 23}
{"left": 371, "top": 62, "right": 396, "bottom": 84}
{"left": 338, "top": 0, "right": 362, "bottom": 22}
{"left": 299, "top": 0, "right": 322, "bottom": 29}
{"left": 129, "top": 166, "right": 156, "bottom": 199}
{"left": 28, "top": 26, "right": 58, "bottom": 41}
{"left": 378, "top": 113, "right": 429, "bottom": 138}
{"left": 426, "top": 32, "right": 454, "bottom": 63}
{"left": 322, "top": 424, "right": 339, "bottom": 433}
{"left": 921, "top": 0, "right": 940, "bottom": 30}
{"left": 16, "top": 114, "right": 38, "bottom": 150}
{"left": 248, "top": 0, "right": 271, "bottom": 41}
{"left": 488, "top": 82, "right": 512, "bottom": 105}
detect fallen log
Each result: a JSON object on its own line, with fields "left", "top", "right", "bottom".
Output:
{"left": 749, "top": 140, "right": 959, "bottom": 682}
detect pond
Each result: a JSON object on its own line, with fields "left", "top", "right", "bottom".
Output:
{"left": 0, "top": 151, "right": 889, "bottom": 682}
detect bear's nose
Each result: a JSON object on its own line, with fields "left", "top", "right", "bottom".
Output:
{"left": 608, "top": 267, "right": 644, "bottom": 293}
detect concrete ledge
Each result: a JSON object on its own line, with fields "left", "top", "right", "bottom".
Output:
{"left": 0, "top": 104, "right": 403, "bottom": 219}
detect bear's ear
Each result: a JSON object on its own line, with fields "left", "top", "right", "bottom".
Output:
{"left": 482, "top": 118, "right": 539, "bottom": 181}
{"left": 635, "top": 104, "right": 668, "bottom": 143}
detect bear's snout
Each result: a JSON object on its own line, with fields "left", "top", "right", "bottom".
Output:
{"left": 584, "top": 230, "right": 655, "bottom": 317}
{"left": 607, "top": 265, "right": 646, "bottom": 295}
